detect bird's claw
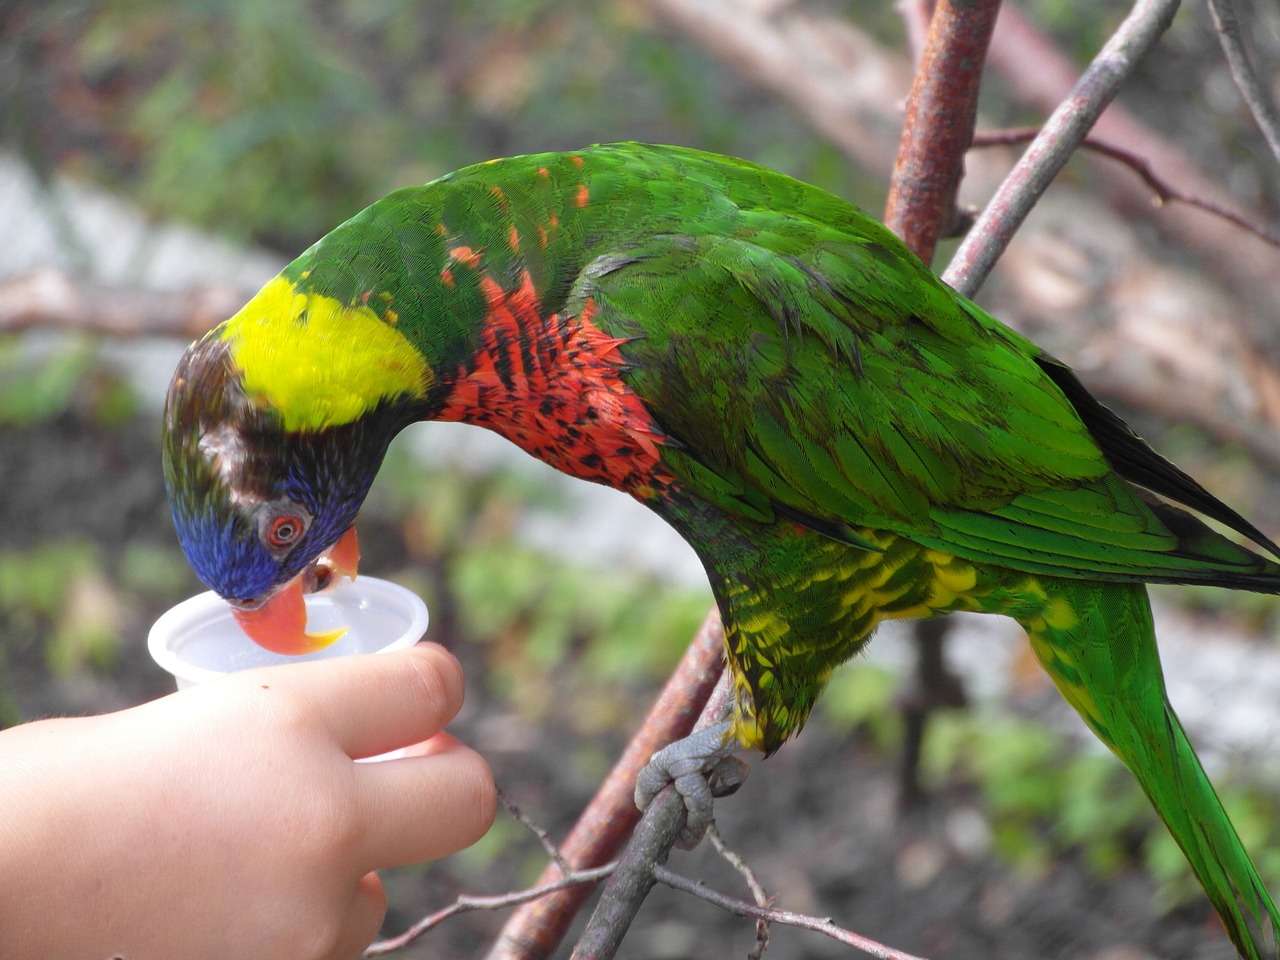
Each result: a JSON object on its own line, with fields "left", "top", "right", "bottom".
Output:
{"left": 634, "top": 722, "right": 749, "bottom": 849}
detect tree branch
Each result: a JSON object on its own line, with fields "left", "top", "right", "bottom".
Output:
{"left": 944, "top": 0, "right": 1182, "bottom": 296}
{"left": 984, "top": 4, "right": 1280, "bottom": 332}
{"left": 482, "top": 607, "right": 726, "bottom": 960}
{"left": 569, "top": 672, "right": 734, "bottom": 960}
{"left": 884, "top": 0, "right": 1002, "bottom": 263}
{"left": 896, "top": 0, "right": 934, "bottom": 66}
{"left": 0, "top": 267, "right": 248, "bottom": 340}
{"left": 372, "top": 807, "right": 937, "bottom": 960}
{"left": 705, "top": 823, "right": 771, "bottom": 958}
{"left": 364, "top": 864, "right": 618, "bottom": 957}
{"left": 495, "top": 788, "right": 571, "bottom": 876}
{"left": 881, "top": 0, "right": 995, "bottom": 824}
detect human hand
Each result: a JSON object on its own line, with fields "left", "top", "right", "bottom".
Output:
{"left": 0, "top": 642, "right": 495, "bottom": 960}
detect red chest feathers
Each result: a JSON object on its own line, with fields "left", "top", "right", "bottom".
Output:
{"left": 438, "top": 274, "right": 671, "bottom": 499}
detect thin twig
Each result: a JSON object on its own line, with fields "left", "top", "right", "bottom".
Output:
{"left": 945, "top": 0, "right": 1182, "bottom": 296}
{"left": 972, "top": 126, "right": 1280, "bottom": 247}
{"left": 497, "top": 787, "right": 571, "bottom": 876}
{"left": 985, "top": 5, "right": 1280, "bottom": 328}
{"left": 364, "top": 864, "right": 617, "bottom": 957}
{"left": 1207, "top": 0, "right": 1280, "bottom": 168}
{"left": 707, "top": 824, "right": 773, "bottom": 959}
{"left": 651, "top": 866, "right": 932, "bottom": 960}
{"left": 372, "top": 841, "right": 932, "bottom": 960}
{"left": 707, "top": 823, "right": 770, "bottom": 910}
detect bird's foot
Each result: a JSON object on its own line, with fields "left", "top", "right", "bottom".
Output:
{"left": 634, "top": 721, "right": 750, "bottom": 849}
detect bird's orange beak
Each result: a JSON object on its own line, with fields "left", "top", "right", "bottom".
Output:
{"left": 231, "top": 527, "right": 361, "bottom": 655}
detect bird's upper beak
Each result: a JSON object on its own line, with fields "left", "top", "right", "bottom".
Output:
{"left": 230, "top": 526, "right": 361, "bottom": 655}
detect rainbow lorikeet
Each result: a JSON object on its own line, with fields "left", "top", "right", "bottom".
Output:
{"left": 163, "top": 142, "right": 1280, "bottom": 957}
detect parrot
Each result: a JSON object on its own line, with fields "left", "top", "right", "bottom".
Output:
{"left": 162, "top": 142, "right": 1280, "bottom": 958}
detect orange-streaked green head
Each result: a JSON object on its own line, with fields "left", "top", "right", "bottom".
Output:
{"left": 162, "top": 272, "right": 434, "bottom": 653}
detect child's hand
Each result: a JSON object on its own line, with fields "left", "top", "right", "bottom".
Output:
{"left": 0, "top": 643, "right": 495, "bottom": 960}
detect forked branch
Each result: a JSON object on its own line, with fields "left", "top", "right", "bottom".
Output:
{"left": 945, "top": 0, "right": 1182, "bottom": 296}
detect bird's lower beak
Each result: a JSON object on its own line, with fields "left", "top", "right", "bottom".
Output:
{"left": 231, "top": 576, "right": 335, "bottom": 655}
{"left": 230, "top": 527, "right": 362, "bottom": 655}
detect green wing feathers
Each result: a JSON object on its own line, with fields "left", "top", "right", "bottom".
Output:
{"left": 586, "top": 179, "right": 1280, "bottom": 590}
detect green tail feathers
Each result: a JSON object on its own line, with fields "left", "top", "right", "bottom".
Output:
{"left": 1024, "top": 579, "right": 1280, "bottom": 958}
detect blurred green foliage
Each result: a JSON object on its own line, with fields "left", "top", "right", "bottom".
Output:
{"left": 0, "top": 339, "right": 153, "bottom": 710}
{"left": 453, "top": 540, "right": 705, "bottom": 679}
{"left": 5, "top": 0, "right": 869, "bottom": 251}
{"left": 817, "top": 655, "right": 1280, "bottom": 908}
{"left": 818, "top": 660, "right": 905, "bottom": 752}
{"left": 921, "top": 702, "right": 1280, "bottom": 908}
{"left": 0, "top": 338, "right": 136, "bottom": 428}
{"left": 923, "top": 710, "right": 1145, "bottom": 877}
{"left": 0, "top": 540, "right": 121, "bottom": 680}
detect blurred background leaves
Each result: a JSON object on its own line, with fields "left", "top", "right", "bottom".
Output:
{"left": 3, "top": 0, "right": 869, "bottom": 250}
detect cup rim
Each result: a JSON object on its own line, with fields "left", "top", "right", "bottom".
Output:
{"left": 147, "top": 576, "right": 429, "bottom": 685}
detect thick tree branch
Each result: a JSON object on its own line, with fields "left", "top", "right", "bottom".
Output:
{"left": 884, "top": 0, "right": 1001, "bottom": 263}
{"left": 896, "top": 0, "right": 933, "bottom": 66}
{"left": 882, "top": 0, "right": 995, "bottom": 821}
{"left": 945, "top": 0, "right": 1182, "bottom": 296}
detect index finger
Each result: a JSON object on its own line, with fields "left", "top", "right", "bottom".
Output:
{"left": 258, "top": 643, "right": 465, "bottom": 759}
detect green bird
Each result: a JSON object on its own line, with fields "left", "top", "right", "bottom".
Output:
{"left": 163, "top": 142, "right": 1280, "bottom": 957}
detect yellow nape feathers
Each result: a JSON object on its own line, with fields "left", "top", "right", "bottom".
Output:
{"left": 223, "top": 275, "right": 430, "bottom": 431}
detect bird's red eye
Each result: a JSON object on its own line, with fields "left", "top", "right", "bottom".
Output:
{"left": 267, "top": 515, "right": 305, "bottom": 548}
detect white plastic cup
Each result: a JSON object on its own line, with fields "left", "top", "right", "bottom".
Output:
{"left": 148, "top": 577, "right": 429, "bottom": 761}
